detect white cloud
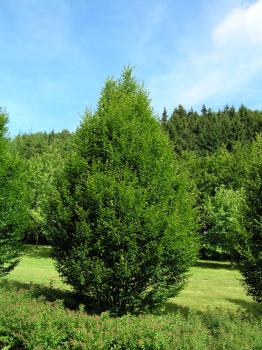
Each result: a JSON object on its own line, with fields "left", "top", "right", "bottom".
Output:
{"left": 213, "top": 0, "right": 262, "bottom": 46}
{"left": 148, "top": 0, "right": 262, "bottom": 112}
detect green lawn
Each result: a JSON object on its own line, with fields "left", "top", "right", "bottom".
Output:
{"left": 5, "top": 245, "right": 261, "bottom": 315}
{"left": 6, "top": 245, "right": 66, "bottom": 289}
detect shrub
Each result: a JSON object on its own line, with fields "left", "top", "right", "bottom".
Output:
{"left": 239, "top": 136, "right": 262, "bottom": 302}
{"left": 0, "top": 284, "right": 261, "bottom": 350}
{"left": 47, "top": 68, "right": 198, "bottom": 315}
{"left": 0, "top": 110, "right": 28, "bottom": 277}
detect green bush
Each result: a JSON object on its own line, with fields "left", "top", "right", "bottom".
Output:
{"left": 0, "top": 284, "right": 261, "bottom": 350}
{"left": 0, "top": 110, "right": 28, "bottom": 277}
{"left": 46, "top": 68, "right": 198, "bottom": 315}
{"left": 239, "top": 136, "right": 262, "bottom": 302}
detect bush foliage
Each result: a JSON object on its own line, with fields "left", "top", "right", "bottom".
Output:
{"left": 0, "top": 285, "right": 261, "bottom": 350}
{"left": 46, "top": 68, "right": 198, "bottom": 315}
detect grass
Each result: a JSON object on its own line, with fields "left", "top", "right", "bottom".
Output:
{"left": 6, "top": 245, "right": 67, "bottom": 289}
{"left": 5, "top": 245, "right": 261, "bottom": 315}
{"left": 1, "top": 245, "right": 261, "bottom": 349}
{"left": 169, "top": 260, "right": 261, "bottom": 315}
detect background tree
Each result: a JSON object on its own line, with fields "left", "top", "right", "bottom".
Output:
{"left": 178, "top": 143, "right": 251, "bottom": 259}
{"left": 162, "top": 105, "right": 262, "bottom": 154}
{"left": 47, "top": 68, "right": 199, "bottom": 316}
{"left": 204, "top": 186, "right": 247, "bottom": 260}
{"left": 11, "top": 130, "right": 72, "bottom": 244}
{"left": 161, "top": 107, "right": 168, "bottom": 125}
{"left": 25, "top": 147, "right": 65, "bottom": 244}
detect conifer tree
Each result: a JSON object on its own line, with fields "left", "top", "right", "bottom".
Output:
{"left": 47, "top": 69, "right": 198, "bottom": 315}
{"left": 239, "top": 136, "right": 262, "bottom": 301}
{"left": 0, "top": 110, "right": 27, "bottom": 276}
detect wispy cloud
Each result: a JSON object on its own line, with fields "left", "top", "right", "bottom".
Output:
{"left": 213, "top": 0, "right": 262, "bottom": 46}
{"left": 148, "top": 0, "right": 262, "bottom": 113}
{"left": 1, "top": 0, "right": 262, "bottom": 133}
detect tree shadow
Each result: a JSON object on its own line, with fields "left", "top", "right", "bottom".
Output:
{"left": 0, "top": 279, "right": 91, "bottom": 312}
{"left": 195, "top": 260, "right": 232, "bottom": 270}
{"left": 0, "top": 279, "right": 112, "bottom": 315}
{"left": 164, "top": 301, "right": 192, "bottom": 317}
{"left": 225, "top": 298, "right": 262, "bottom": 316}
{"left": 21, "top": 245, "right": 52, "bottom": 259}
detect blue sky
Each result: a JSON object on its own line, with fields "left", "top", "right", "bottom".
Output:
{"left": 0, "top": 0, "right": 262, "bottom": 135}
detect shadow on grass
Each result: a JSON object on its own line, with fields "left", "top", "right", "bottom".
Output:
{"left": 21, "top": 245, "right": 52, "bottom": 259}
{"left": 165, "top": 301, "right": 191, "bottom": 316}
{"left": 225, "top": 298, "right": 262, "bottom": 316}
{"left": 195, "top": 260, "right": 232, "bottom": 270}
{"left": 0, "top": 279, "right": 106, "bottom": 314}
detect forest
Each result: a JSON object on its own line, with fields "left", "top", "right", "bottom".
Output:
{"left": 0, "top": 69, "right": 261, "bottom": 349}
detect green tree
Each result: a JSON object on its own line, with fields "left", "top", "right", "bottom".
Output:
{"left": 179, "top": 144, "right": 251, "bottom": 258}
{"left": 204, "top": 186, "right": 247, "bottom": 260}
{"left": 163, "top": 104, "right": 262, "bottom": 154}
{"left": 11, "top": 130, "right": 72, "bottom": 244}
{"left": 0, "top": 110, "right": 27, "bottom": 276}
{"left": 47, "top": 68, "right": 198, "bottom": 315}
{"left": 25, "top": 147, "right": 64, "bottom": 244}
{"left": 239, "top": 136, "right": 262, "bottom": 301}
{"left": 161, "top": 107, "right": 168, "bottom": 125}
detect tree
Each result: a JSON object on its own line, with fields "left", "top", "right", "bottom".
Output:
{"left": 161, "top": 107, "right": 168, "bottom": 124}
{"left": 25, "top": 147, "right": 64, "bottom": 244}
{"left": 47, "top": 68, "right": 199, "bottom": 315}
{"left": 239, "top": 136, "right": 262, "bottom": 301}
{"left": 204, "top": 186, "right": 247, "bottom": 260}
{"left": 179, "top": 144, "right": 251, "bottom": 258}
{"left": 11, "top": 130, "right": 72, "bottom": 244}
{"left": 163, "top": 104, "right": 262, "bottom": 154}
{"left": 0, "top": 110, "right": 27, "bottom": 276}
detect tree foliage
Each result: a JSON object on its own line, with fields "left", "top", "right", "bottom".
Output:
{"left": 0, "top": 110, "right": 27, "bottom": 276}
{"left": 178, "top": 143, "right": 252, "bottom": 259}
{"left": 10, "top": 130, "right": 72, "bottom": 244}
{"left": 47, "top": 68, "right": 198, "bottom": 315}
{"left": 239, "top": 136, "right": 262, "bottom": 301}
{"left": 204, "top": 186, "right": 247, "bottom": 259}
{"left": 162, "top": 105, "right": 262, "bottom": 154}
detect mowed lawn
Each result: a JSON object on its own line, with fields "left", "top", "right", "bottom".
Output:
{"left": 5, "top": 245, "right": 262, "bottom": 315}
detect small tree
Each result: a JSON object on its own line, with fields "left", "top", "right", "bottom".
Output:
{"left": 0, "top": 110, "right": 27, "bottom": 276}
{"left": 25, "top": 147, "right": 65, "bottom": 244}
{"left": 239, "top": 136, "right": 262, "bottom": 302}
{"left": 204, "top": 186, "right": 247, "bottom": 260}
{"left": 47, "top": 68, "right": 198, "bottom": 315}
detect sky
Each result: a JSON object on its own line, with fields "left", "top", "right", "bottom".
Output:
{"left": 0, "top": 0, "right": 262, "bottom": 135}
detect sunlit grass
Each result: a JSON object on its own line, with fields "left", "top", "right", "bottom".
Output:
{"left": 168, "top": 260, "right": 261, "bottom": 314}
{"left": 7, "top": 245, "right": 68, "bottom": 289}
{"left": 5, "top": 245, "right": 261, "bottom": 314}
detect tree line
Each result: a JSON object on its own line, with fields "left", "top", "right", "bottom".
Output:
{"left": 161, "top": 104, "right": 262, "bottom": 154}
{"left": 0, "top": 69, "right": 261, "bottom": 315}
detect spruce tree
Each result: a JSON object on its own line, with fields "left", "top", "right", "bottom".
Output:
{"left": 161, "top": 107, "right": 168, "bottom": 124}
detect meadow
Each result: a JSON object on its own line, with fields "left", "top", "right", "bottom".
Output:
{"left": 5, "top": 245, "right": 261, "bottom": 315}
{"left": 0, "top": 245, "right": 261, "bottom": 350}
{"left": 0, "top": 72, "right": 261, "bottom": 349}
